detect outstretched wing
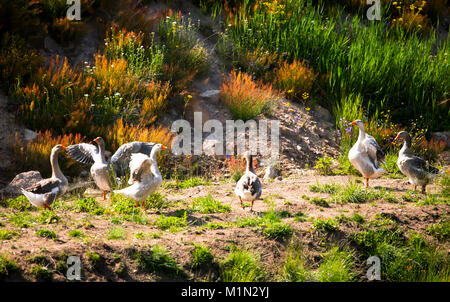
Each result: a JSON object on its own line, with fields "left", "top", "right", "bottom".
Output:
{"left": 66, "top": 143, "right": 98, "bottom": 165}
{"left": 128, "top": 153, "right": 152, "bottom": 184}
{"left": 363, "top": 135, "right": 385, "bottom": 167}
{"left": 110, "top": 142, "right": 155, "bottom": 176}
{"left": 110, "top": 142, "right": 155, "bottom": 164}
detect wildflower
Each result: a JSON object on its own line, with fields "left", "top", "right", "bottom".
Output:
{"left": 285, "top": 102, "right": 291, "bottom": 107}
{"left": 84, "top": 94, "right": 89, "bottom": 97}
{"left": 393, "top": 1, "right": 398, "bottom": 5}
{"left": 418, "top": 7, "right": 422, "bottom": 11}
{"left": 398, "top": 17, "right": 403, "bottom": 22}
{"left": 302, "top": 92, "right": 310, "bottom": 100}
{"left": 410, "top": 4, "right": 415, "bottom": 10}
{"left": 305, "top": 107, "right": 311, "bottom": 111}
{"left": 187, "top": 94, "right": 193, "bottom": 99}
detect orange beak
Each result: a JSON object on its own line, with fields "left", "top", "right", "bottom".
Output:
{"left": 350, "top": 121, "right": 356, "bottom": 126}
{"left": 394, "top": 134, "right": 400, "bottom": 141}
{"left": 61, "top": 146, "right": 67, "bottom": 150}
{"left": 161, "top": 145, "right": 167, "bottom": 150}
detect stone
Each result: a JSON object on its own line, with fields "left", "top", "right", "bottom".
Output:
{"left": 264, "top": 166, "right": 278, "bottom": 180}
{"left": 84, "top": 188, "right": 103, "bottom": 197}
{"left": 2, "top": 171, "right": 42, "bottom": 196}
{"left": 199, "top": 89, "right": 220, "bottom": 98}
{"left": 314, "top": 105, "right": 334, "bottom": 123}
{"left": 431, "top": 132, "right": 450, "bottom": 149}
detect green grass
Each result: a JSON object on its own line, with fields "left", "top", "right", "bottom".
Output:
{"left": 219, "top": 247, "right": 266, "bottom": 282}
{"left": 76, "top": 197, "right": 105, "bottom": 215}
{"left": 35, "top": 210, "right": 60, "bottom": 224}
{"left": 5, "top": 196, "right": 33, "bottom": 211}
{"left": 144, "top": 192, "right": 170, "bottom": 210}
{"left": 68, "top": 229, "right": 85, "bottom": 238}
{"left": 154, "top": 212, "right": 188, "bottom": 232}
{"left": 36, "top": 229, "right": 57, "bottom": 239}
{"left": 309, "top": 182, "right": 341, "bottom": 194}
{"left": 87, "top": 251, "right": 101, "bottom": 270}
{"left": 426, "top": 218, "right": 449, "bottom": 241}
{"left": 0, "top": 255, "right": 18, "bottom": 279}
{"left": 416, "top": 194, "right": 449, "bottom": 206}
{"left": 315, "top": 247, "right": 355, "bottom": 282}
{"left": 190, "top": 244, "right": 214, "bottom": 269}
{"left": 30, "top": 264, "right": 52, "bottom": 281}
{"left": 191, "top": 195, "right": 231, "bottom": 214}
{"left": 309, "top": 197, "right": 329, "bottom": 207}
{"left": 110, "top": 194, "right": 143, "bottom": 215}
{"left": 134, "top": 245, "right": 185, "bottom": 277}
{"left": 164, "top": 177, "right": 211, "bottom": 189}
{"left": 280, "top": 248, "right": 311, "bottom": 282}
{"left": 314, "top": 156, "right": 335, "bottom": 176}
{"left": 294, "top": 211, "right": 308, "bottom": 222}
{"left": 312, "top": 218, "right": 340, "bottom": 232}
{"left": 332, "top": 182, "right": 382, "bottom": 204}
{"left": 107, "top": 226, "right": 127, "bottom": 240}
{"left": 0, "top": 229, "right": 18, "bottom": 240}
{"left": 8, "top": 212, "right": 34, "bottom": 228}
{"left": 262, "top": 222, "right": 293, "bottom": 240}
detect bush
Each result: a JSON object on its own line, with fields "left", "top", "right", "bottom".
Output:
{"left": 135, "top": 245, "right": 185, "bottom": 277}
{"left": 220, "top": 248, "right": 266, "bottom": 282}
{"left": 36, "top": 229, "right": 57, "bottom": 239}
{"left": 275, "top": 59, "right": 317, "bottom": 101}
{"left": 190, "top": 244, "right": 214, "bottom": 268}
{"left": 220, "top": 69, "right": 278, "bottom": 121}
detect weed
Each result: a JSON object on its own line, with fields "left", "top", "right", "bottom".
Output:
{"left": 312, "top": 218, "right": 340, "bottom": 232}
{"left": 309, "top": 182, "right": 341, "bottom": 194}
{"left": 310, "top": 197, "right": 329, "bottom": 207}
{"left": 145, "top": 192, "right": 170, "bottom": 210}
{"left": 154, "top": 212, "right": 187, "bottom": 232}
{"left": 190, "top": 244, "right": 214, "bottom": 268}
{"left": 36, "top": 229, "right": 57, "bottom": 239}
{"left": 68, "top": 229, "right": 85, "bottom": 238}
{"left": 426, "top": 219, "right": 449, "bottom": 241}
{"left": 87, "top": 251, "right": 101, "bottom": 270}
{"left": 219, "top": 247, "right": 266, "bottom": 282}
{"left": 30, "top": 265, "right": 52, "bottom": 281}
{"left": 76, "top": 197, "right": 105, "bottom": 215}
{"left": 5, "top": 196, "right": 33, "bottom": 211}
{"left": 314, "top": 156, "right": 335, "bottom": 176}
{"left": 316, "top": 247, "right": 355, "bottom": 282}
{"left": 262, "top": 222, "right": 293, "bottom": 240}
{"left": 134, "top": 245, "right": 185, "bottom": 277}
{"left": 107, "top": 226, "right": 127, "bottom": 240}
{"left": 0, "top": 229, "right": 18, "bottom": 240}
{"left": 0, "top": 255, "right": 18, "bottom": 279}
{"left": 280, "top": 248, "right": 311, "bottom": 282}
{"left": 332, "top": 182, "right": 382, "bottom": 204}
{"left": 191, "top": 195, "right": 231, "bottom": 214}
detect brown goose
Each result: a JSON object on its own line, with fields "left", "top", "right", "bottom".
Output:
{"left": 235, "top": 151, "right": 262, "bottom": 211}
{"left": 21, "top": 145, "right": 68, "bottom": 210}
{"left": 395, "top": 131, "right": 440, "bottom": 194}
{"left": 348, "top": 120, "right": 386, "bottom": 187}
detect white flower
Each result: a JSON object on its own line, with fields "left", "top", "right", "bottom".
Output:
{"left": 115, "top": 92, "right": 121, "bottom": 96}
{"left": 84, "top": 94, "right": 89, "bottom": 97}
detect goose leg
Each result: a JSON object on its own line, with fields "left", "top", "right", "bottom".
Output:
{"left": 238, "top": 196, "right": 244, "bottom": 208}
{"left": 250, "top": 200, "right": 255, "bottom": 212}
{"left": 414, "top": 185, "right": 417, "bottom": 191}
{"left": 421, "top": 185, "right": 426, "bottom": 195}
{"left": 365, "top": 178, "right": 369, "bottom": 188}
{"left": 102, "top": 191, "right": 106, "bottom": 201}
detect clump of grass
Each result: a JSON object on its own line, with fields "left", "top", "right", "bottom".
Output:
{"left": 280, "top": 247, "right": 311, "bottom": 282}
{"left": 134, "top": 245, "right": 185, "bottom": 277}
{"left": 190, "top": 244, "right": 214, "bottom": 269}
{"left": 202, "top": 221, "right": 231, "bottom": 230}
{"left": 312, "top": 218, "right": 340, "bottom": 232}
{"left": 110, "top": 194, "right": 142, "bottom": 215}
{"left": 351, "top": 213, "right": 365, "bottom": 225}
{"left": 30, "top": 265, "right": 52, "bottom": 281}
{"left": 107, "top": 226, "right": 127, "bottom": 240}
{"left": 191, "top": 195, "right": 231, "bottom": 214}
{"left": 8, "top": 212, "right": 34, "bottom": 228}
{"left": 0, "top": 229, "right": 18, "bottom": 240}
{"left": 145, "top": 192, "right": 170, "bottom": 210}
{"left": 36, "top": 210, "right": 60, "bottom": 224}
{"left": 0, "top": 255, "right": 18, "bottom": 279}
{"left": 315, "top": 247, "right": 355, "bottom": 282}
{"left": 332, "top": 182, "right": 382, "bottom": 204}
{"left": 154, "top": 212, "right": 187, "bottom": 232}
{"left": 36, "top": 229, "right": 57, "bottom": 239}
{"left": 416, "top": 194, "right": 449, "bottom": 206}
{"left": 262, "top": 222, "right": 293, "bottom": 240}
{"left": 5, "top": 196, "right": 33, "bottom": 211}
{"left": 76, "top": 197, "right": 105, "bottom": 215}
{"left": 310, "top": 197, "right": 329, "bottom": 207}
{"left": 275, "top": 59, "right": 317, "bottom": 101}
{"left": 220, "top": 69, "right": 278, "bottom": 121}
{"left": 426, "top": 219, "right": 449, "bottom": 241}
{"left": 219, "top": 247, "right": 266, "bottom": 282}
{"left": 313, "top": 156, "right": 335, "bottom": 176}
{"left": 87, "top": 251, "right": 101, "bottom": 270}
{"left": 68, "top": 229, "right": 85, "bottom": 238}
{"left": 309, "top": 182, "right": 341, "bottom": 194}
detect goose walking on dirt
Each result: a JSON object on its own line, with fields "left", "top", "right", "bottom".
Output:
{"left": 66, "top": 137, "right": 155, "bottom": 200}
{"left": 348, "top": 120, "right": 386, "bottom": 188}
{"left": 395, "top": 131, "right": 440, "bottom": 194}
{"left": 21, "top": 145, "right": 68, "bottom": 210}
{"left": 113, "top": 144, "right": 166, "bottom": 207}
{"left": 235, "top": 151, "right": 262, "bottom": 211}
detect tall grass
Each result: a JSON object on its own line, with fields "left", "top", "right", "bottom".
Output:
{"left": 220, "top": 0, "right": 449, "bottom": 131}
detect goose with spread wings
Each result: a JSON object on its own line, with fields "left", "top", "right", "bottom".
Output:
{"left": 21, "top": 145, "right": 68, "bottom": 210}
{"left": 235, "top": 151, "right": 262, "bottom": 211}
{"left": 66, "top": 137, "right": 155, "bottom": 200}
{"left": 395, "top": 131, "right": 440, "bottom": 194}
{"left": 113, "top": 144, "right": 165, "bottom": 207}
{"left": 348, "top": 120, "right": 386, "bottom": 187}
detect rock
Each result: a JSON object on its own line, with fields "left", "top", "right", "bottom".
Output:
{"left": 199, "top": 89, "right": 220, "bottom": 98}
{"left": 314, "top": 105, "right": 334, "bottom": 124}
{"left": 264, "top": 166, "right": 278, "bottom": 180}
{"left": 431, "top": 132, "right": 450, "bottom": 149}
{"left": 2, "top": 171, "right": 42, "bottom": 196}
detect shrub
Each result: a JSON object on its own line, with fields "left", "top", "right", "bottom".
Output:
{"left": 312, "top": 218, "right": 340, "bottom": 232}
{"left": 0, "top": 255, "right": 18, "bottom": 279}
{"left": 220, "top": 69, "right": 278, "bottom": 121}
{"left": 107, "top": 226, "right": 127, "bottom": 240}
{"left": 154, "top": 212, "right": 188, "bottom": 232}
{"left": 190, "top": 244, "right": 214, "bottom": 268}
{"left": 316, "top": 247, "right": 355, "bottom": 282}
{"left": 0, "top": 230, "right": 18, "bottom": 240}
{"left": 275, "top": 59, "right": 317, "bottom": 101}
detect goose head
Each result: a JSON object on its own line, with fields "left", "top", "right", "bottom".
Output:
{"left": 350, "top": 119, "right": 365, "bottom": 130}
{"left": 90, "top": 136, "right": 105, "bottom": 149}
{"left": 52, "top": 144, "right": 67, "bottom": 154}
{"left": 394, "top": 131, "right": 411, "bottom": 142}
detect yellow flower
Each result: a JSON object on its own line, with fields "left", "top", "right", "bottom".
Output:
{"left": 187, "top": 94, "right": 193, "bottom": 99}
{"left": 305, "top": 107, "right": 311, "bottom": 111}
{"left": 410, "top": 4, "right": 415, "bottom": 10}
{"left": 418, "top": 24, "right": 422, "bottom": 28}
{"left": 393, "top": 19, "right": 397, "bottom": 22}
{"left": 30, "top": 101, "right": 35, "bottom": 111}
{"left": 398, "top": 17, "right": 403, "bottom": 22}
{"left": 302, "top": 92, "right": 309, "bottom": 100}
{"left": 396, "top": 6, "right": 401, "bottom": 9}
{"left": 393, "top": 1, "right": 398, "bottom": 5}
{"left": 418, "top": 7, "right": 423, "bottom": 11}
{"left": 285, "top": 102, "right": 291, "bottom": 107}
{"left": 287, "top": 89, "right": 294, "bottom": 94}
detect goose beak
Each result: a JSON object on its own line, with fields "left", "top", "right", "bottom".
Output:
{"left": 61, "top": 146, "right": 67, "bottom": 150}
{"left": 350, "top": 121, "right": 356, "bottom": 126}
{"left": 161, "top": 145, "right": 167, "bottom": 150}
{"left": 394, "top": 134, "right": 400, "bottom": 141}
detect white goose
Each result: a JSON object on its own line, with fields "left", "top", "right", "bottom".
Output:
{"left": 66, "top": 137, "right": 156, "bottom": 200}
{"left": 113, "top": 144, "right": 165, "bottom": 207}
{"left": 235, "top": 151, "right": 262, "bottom": 211}
{"left": 21, "top": 145, "right": 68, "bottom": 209}
{"left": 395, "top": 131, "right": 440, "bottom": 194}
{"left": 348, "top": 120, "right": 386, "bottom": 187}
